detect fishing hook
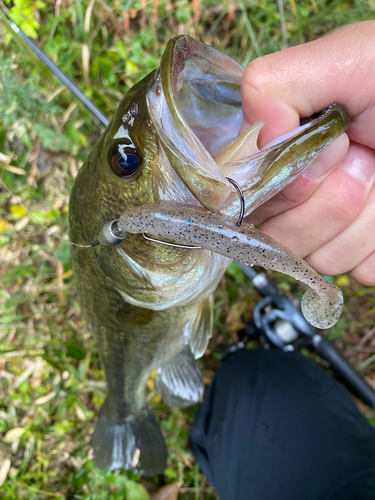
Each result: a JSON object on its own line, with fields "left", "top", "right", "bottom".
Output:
{"left": 95, "top": 178, "right": 246, "bottom": 248}
{"left": 95, "top": 219, "right": 202, "bottom": 249}
{"left": 226, "top": 177, "right": 245, "bottom": 226}
{"left": 142, "top": 233, "right": 203, "bottom": 249}
{"left": 142, "top": 178, "right": 245, "bottom": 247}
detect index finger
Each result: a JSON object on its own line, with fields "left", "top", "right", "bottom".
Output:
{"left": 241, "top": 21, "right": 375, "bottom": 149}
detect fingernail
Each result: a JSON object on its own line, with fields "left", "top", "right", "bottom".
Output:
{"left": 304, "top": 134, "right": 349, "bottom": 181}
{"left": 340, "top": 145, "right": 375, "bottom": 185}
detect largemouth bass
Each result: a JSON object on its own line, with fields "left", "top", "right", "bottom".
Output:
{"left": 69, "top": 35, "right": 349, "bottom": 476}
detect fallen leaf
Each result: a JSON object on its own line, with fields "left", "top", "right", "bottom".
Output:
{"left": 4, "top": 427, "right": 25, "bottom": 443}
{"left": 0, "top": 220, "right": 8, "bottom": 233}
{"left": 150, "top": 483, "right": 178, "bottom": 500}
{"left": 152, "top": 393, "right": 161, "bottom": 403}
{"left": 0, "top": 458, "right": 11, "bottom": 487}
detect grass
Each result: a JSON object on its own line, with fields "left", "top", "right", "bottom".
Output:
{"left": 1, "top": 0, "right": 375, "bottom": 498}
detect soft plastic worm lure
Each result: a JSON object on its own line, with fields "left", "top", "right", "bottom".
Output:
{"left": 117, "top": 202, "right": 343, "bottom": 329}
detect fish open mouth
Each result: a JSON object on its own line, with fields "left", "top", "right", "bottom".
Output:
{"left": 147, "top": 35, "right": 350, "bottom": 219}
{"left": 96, "top": 36, "right": 350, "bottom": 319}
{"left": 160, "top": 35, "right": 244, "bottom": 159}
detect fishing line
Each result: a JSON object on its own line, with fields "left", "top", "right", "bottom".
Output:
{"left": 1, "top": 180, "right": 93, "bottom": 249}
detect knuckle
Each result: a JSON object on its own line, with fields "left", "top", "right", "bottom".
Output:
{"left": 350, "top": 252, "right": 375, "bottom": 286}
{"left": 319, "top": 183, "right": 364, "bottom": 222}
{"left": 277, "top": 184, "right": 308, "bottom": 208}
{"left": 270, "top": 176, "right": 318, "bottom": 212}
{"left": 307, "top": 244, "right": 353, "bottom": 276}
{"left": 242, "top": 56, "right": 274, "bottom": 97}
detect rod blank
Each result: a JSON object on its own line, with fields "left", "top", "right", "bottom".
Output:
{"left": 0, "top": 6, "right": 109, "bottom": 127}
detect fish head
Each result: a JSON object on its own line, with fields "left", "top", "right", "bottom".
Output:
{"left": 147, "top": 35, "right": 350, "bottom": 217}
{"left": 70, "top": 36, "right": 349, "bottom": 310}
{"left": 72, "top": 69, "right": 190, "bottom": 258}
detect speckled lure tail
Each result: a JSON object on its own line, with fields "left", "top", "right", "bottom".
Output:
{"left": 118, "top": 202, "right": 343, "bottom": 329}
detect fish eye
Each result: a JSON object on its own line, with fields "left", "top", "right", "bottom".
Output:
{"left": 110, "top": 144, "right": 141, "bottom": 177}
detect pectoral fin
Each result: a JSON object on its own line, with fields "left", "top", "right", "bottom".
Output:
{"left": 156, "top": 346, "right": 204, "bottom": 408}
{"left": 184, "top": 295, "right": 213, "bottom": 359}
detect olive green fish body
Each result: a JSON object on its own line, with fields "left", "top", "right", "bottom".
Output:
{"left": 70, "top": 69, "right": 217, "bottom": 475}
{"left": 70, "top": 227, "right": 205, "bottom": 473}
{"left": 70, "top": 35, "right": 349, "bottom": 476}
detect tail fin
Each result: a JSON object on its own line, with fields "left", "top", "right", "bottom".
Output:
{"left": 91, "top": 398, "right": 167, "bottom": 477}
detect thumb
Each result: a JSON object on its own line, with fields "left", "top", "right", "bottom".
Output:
{"left": 241, "top": 21, "right": 375, "bottom": 149}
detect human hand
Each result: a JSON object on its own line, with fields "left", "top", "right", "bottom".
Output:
{"left": 242, "top": 21, "right": 375, "bottom": 286}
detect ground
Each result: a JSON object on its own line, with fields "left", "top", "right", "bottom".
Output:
{"left": 0, "top": 1, "right": 375, "bottom": 498}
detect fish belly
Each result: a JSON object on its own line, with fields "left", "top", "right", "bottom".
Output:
{"left": 71, "top": 244, "right": 209, "bottom": 475}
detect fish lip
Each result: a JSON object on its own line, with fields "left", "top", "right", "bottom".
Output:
{"left": 159, "top": 35, "right": 243, "bottom": 155}
{"left": 154, "top": 36, "right": 350, "bottom": 168}
{"left": 260, "top": 102, "right": 350, "bottom": 152}
{"left": 218, "top": 100, "right": 350, "bottom": 219}
{"left": 307, "top": 103, "right": 350, "bottom": 128}
{"left": 321, "top": 103, "right": 350, "bottom": 128}
{"left": 158, "top": 37, "right": 350, "bottom": 161}
{"left": 146, "top": 35, "right": 245, "bottom": 212}
{"left": 148, "top": 36, "right": 350, "bottom": 224}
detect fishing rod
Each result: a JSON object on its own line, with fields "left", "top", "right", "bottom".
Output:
{"left": 236, "top": 263, "right": 375, "bottom": 407}
{"left": 3, "top": 10, "right": 375, "bottom": 407}
{"left": 0, "top": 4, "right": 109, "bottom": 127}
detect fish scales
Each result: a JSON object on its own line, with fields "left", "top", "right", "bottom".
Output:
{"left": 69, "top": 35, "right": 349, "bottom": 476}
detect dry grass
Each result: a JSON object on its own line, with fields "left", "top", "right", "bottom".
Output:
{"left": 1, "top": 0, "right": 375, "bottom": 498}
